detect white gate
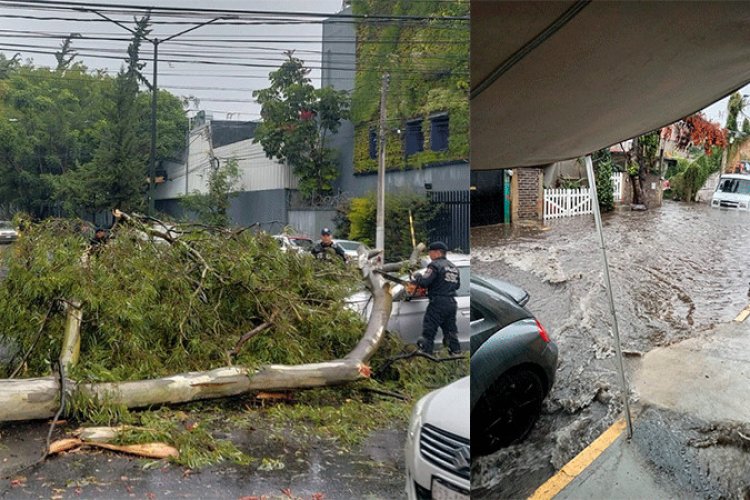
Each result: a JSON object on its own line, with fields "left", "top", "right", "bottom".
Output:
{"left": 544, "top": 188, "right": 593, "bottom": 220}
{"left": 611, "top": 172, "right": 624, "bottom": 202}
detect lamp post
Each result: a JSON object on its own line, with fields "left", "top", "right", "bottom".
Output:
{"left": 86, "top": 10, "right": 228, "bottom": 214}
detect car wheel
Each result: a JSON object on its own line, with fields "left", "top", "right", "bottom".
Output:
{"left": 472, "top": 368, "right": 544, "bottom": 456}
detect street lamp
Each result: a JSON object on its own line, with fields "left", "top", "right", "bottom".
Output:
{"left": 86, "top": 10, "right": 233, "bottom": 215}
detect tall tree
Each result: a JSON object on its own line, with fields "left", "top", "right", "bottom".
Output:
{"left": 253, "top": 52, "right": 350, "bottom": 201}
{"left": 181, "top": 158, "right": 241, "bottom": 227}
{"left": 54, "top": 34, "right": 80, "bottom": 71}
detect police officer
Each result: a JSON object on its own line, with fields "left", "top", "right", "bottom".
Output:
{"left": 409, "top": 241, "right": 461, "bottom": 355}
{"left": 311, "top": 227, "right": 347, "bottom": 261}
{"left": 90, "top": 227, "right": 109, "bottom": 247}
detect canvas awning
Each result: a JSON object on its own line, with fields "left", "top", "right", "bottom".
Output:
{"left": 471, "top": 1, "right": 750, "bottom": 170}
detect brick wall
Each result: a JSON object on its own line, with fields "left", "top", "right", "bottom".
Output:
{"left": 513, "top": 168, "right": 543, "bottom": 221}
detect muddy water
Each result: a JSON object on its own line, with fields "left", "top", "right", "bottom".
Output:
{"left": 470, "top": 201, "right": 750, "bottom": 497}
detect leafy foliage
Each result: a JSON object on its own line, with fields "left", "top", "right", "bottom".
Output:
{"left": 592, "top": 148, "right": 614, "bottom": 212}
{"left": 668, "top": 152, "right": 722, "bottom": 202}
{"left": 0, "top": 21, "right": 186, "bottom": 218}
{"left": 253, "top": 53, "right": 350, "bottom": 200}
{"left": 663, "top": 113, "right": 727, "bottom": 155}
{"left": 181, "top": 158, "right": 241, "bottom": 227}
{"left": 335, "top": 192, "right": 440, "bottom": 261}
{"left": 351, "top": 0, "right": 469, "bottom": 173}
{"left": 0, "top": 218, "right": 363, "bottom": 381}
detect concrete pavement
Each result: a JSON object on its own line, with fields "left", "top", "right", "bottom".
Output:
{"left": 536, "top": 318, "right": 750, "bottom": 499}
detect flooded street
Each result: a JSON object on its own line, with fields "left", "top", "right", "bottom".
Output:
{"left": 471, "top": 201, "right": 750, "bottom": 498}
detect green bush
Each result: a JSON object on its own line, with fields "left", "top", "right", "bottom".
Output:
{"left": 592, "top": 149, "right": 615, "bottom": 212}
{"left": 335, "top": 192, "right": 440, "bottom": 262}
{"left": 668, "top": 152, "right": 721, "bottom": 202}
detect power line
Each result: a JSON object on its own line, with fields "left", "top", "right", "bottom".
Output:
{"left": 0, "top": 44, "right": 468, "bottom": 75}
{"left": 0, "top": 1, "right": 469, "bottom": 22}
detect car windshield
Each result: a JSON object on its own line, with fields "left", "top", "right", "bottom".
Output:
{"left": 290, "top": 238, "right": 313, "bottom": 249}
{"left": 336, "top": 241, "right": 361, "bottom": 251}
{"left": 717, "top": 178, "right": 750, "bottom": 194}
{"left": 0, "top": 221, "right": 12, "bottom": 229}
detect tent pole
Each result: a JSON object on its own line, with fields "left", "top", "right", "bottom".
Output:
{"left": 584, "top": 155, "right": 633, "bottom": 438}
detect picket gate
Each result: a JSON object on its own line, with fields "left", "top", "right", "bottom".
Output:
{"left": 543, "top": 188, "right": 593, "bottom": 220}
{"left": 611, "top": 172, "right": 625, "bottom": 202}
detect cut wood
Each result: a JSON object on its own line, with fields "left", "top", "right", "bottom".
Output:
{"left": 48, "top": 437, "right": 179, "bottom": 459}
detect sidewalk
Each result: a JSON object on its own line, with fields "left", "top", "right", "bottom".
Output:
{"left": 543, "top": 318, "right": 750, "bottom": 499}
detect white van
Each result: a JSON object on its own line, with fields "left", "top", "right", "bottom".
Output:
{"left": 711, "top": 174, "right": 750, "bottom": 210}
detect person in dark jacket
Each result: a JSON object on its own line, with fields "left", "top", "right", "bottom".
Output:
{"left": 311, "top": 227, "right": 347, "bottom": 261}
{"left": 409, "top": 241, "right": 461, "bottom": 355}
{"left": 90, "top": 227, "right": 109, "bottom": 247}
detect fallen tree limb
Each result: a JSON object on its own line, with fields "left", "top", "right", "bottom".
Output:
{"left": 0, "top": 237, "right": 398, "bottom": 422}
{"left": 374, "top": 349, "right": 466, "bottom": 378}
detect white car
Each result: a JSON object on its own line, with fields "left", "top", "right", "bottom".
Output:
{"left": 272, "top": 234, "right": 314, "bottom": 254}
{"left": 348, "top": 253, "right": 471, "bottom": 349}
{"left": 711, "top": 174, "right": 750, "bottom": 210}
{"left": 405, "top": 376, "right": 470, "bottom": 499}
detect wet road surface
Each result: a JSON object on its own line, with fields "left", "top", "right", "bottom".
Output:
{"left": 470, "top": 201, "right": 750, "bottom": 498}
{"left": 1, "top": 419, "right": 405, "bottom": 499}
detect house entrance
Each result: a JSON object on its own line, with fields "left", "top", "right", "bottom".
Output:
{"left": 471, "top": 169, "right": 505, "bottom": 226}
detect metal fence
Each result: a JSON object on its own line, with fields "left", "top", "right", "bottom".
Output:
{"left": 427, "top": 190, "right": 470, "bottom": 253}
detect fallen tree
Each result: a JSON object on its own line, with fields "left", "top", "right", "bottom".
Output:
{"left": 0, "top": 212, "right": 424, "bottom": 422}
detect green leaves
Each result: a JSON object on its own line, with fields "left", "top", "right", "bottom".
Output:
{"left": 253, "top": 53, "right": 350, "bottom": 201}
{"left": 0, "top": 219, "right": 363, "bottom": 381}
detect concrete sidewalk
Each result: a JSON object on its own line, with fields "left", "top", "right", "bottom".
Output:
{"left": 552, "top": 319, "right": 750, "bottom": 499}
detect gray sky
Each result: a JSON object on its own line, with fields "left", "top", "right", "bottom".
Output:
{"left": 0, "top": 0, "right": 346, "bottom": 120}
{"left": 700, "top": 83, "right": 750, "bottom": 127}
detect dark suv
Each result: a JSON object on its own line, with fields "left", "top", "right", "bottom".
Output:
{"left": 470, "top": 276, "right": 558, "bottom": 456}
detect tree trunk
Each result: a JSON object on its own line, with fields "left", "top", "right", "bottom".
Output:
{"left": 0, "top": 245, "right": 400, "bottom": 422}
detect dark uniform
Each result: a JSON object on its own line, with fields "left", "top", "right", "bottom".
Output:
{"left": 311, "top": 227, "right": 347, "bottom": 261}
{"left": 411, "top": 242, "right": 461, "bottom": 354}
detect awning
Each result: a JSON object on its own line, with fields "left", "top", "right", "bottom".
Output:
{"left": 471, "top": 1, "right": 750, "bottom": 170}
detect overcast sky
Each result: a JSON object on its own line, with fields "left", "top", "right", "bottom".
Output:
{"left": 0, "top": 0, "right": 346, "bottom": 120}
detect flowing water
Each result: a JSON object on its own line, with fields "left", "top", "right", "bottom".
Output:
{"left": 470, "top": 201, "right": 750, "bottom": 497}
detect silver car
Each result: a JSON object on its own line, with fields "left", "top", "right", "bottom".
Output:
{"left": 349, "top": 253, "right": 471, "bottom": 349}
{"left": 0, "top": 221, "right": 17, "bottom": 244}
{"left": 333, "top": 239, "right": 370, "bottom": 260}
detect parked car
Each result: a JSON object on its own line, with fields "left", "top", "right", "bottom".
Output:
{"left": 0, "top": 221, "right": 18, "bottom": 243}
{"left": 347, "top": 252, "right": 471, "bottom": 349}
{"left": 470, "top": 276, "right": 558, "bottom": 456}
{"left": 332, "top": 239, "right": 370, "bottom": 260}
{"left": 405, "top": 376, "right": 470, "bottom": 500}
{"left": 272, "top": 234, "right": 314, "bottom": 254}
{"left": 711, "top": 173, "right": 750, "bottom": 210}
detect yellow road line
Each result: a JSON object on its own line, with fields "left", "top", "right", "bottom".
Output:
{"left": 734, "top": 305, "right": 750, "bottom": 322}
{"left": 528, "top": 419, "right": 626, "bottom": 500}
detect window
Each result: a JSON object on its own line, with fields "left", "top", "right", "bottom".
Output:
{"left": 717, "top": 178, "right": 750, "bottom": 195}
{"left": 430, "top": 114, "right": 449, "bottom": 151}
{"left": 368, "top": 128, "right": 377, "bottom": 159}
{"left": 405, "top": 119, "right": 424, "bottom": 156}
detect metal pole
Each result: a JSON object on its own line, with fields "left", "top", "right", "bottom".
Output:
{"left": 148, "top": 39, "right": 159, "bottom": 216}
{"left": 376, "top": 73, "right": 389, "bottom": 254}
{"left": 584, "top": 154, "right": 634, "bottom": 438}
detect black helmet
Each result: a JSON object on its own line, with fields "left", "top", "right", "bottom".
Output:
{"left": 428, "top": 241, "right": 448, "bottom": 252}
{"left": 321, "top": 227, "right": 332, "bottom": 235}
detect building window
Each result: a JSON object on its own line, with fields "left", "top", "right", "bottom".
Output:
{"left": 405, "top": 119, "right": 424, "bottom": 156}
{"left": 369, "top": 128, "right": 377, "bottom": 159}
{"left": 430, "top": 114, "right": 449, "bottom": 151}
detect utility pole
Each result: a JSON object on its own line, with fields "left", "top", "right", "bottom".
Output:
{"left": 149, "top": 39, "right": 159, "bottom": 215}
{"left": 376, "top": 73, "right": 389, "bottom": 255}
